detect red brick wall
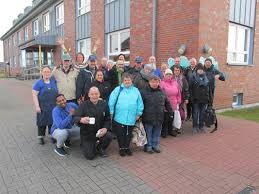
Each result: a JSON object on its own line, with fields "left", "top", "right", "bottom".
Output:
{"left": 91, "top": 0, "right": 105, "bottom": 63}
{"left": 198, "top": 0, "right": 259, "bottom": 109}
{"left": 130, "top": 0, "right": 153, "bottom": 65}
{"left": 156, "top": 0, "right": 200, "bottom": 65}
{"left": 64, "top": 0, "right": 76, "bottom": 62}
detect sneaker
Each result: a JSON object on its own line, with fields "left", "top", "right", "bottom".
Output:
{"left": 199, "top": 128, "right": 206, "bottom": 133}
{"left": 192, "top": 128, "right": 198, "bottom": 135}
{"left": 51, "top": 138, "right": 56, "bottom": 144}
{"left": 146, "top": 149, "right": 154, "bottom": 154}
{"left": 125, "top": 148, "right": 133, "bottom": 156}
{"left": 64, "top": 140, "right": 71, "bottom": 148}
{"left": 54, "top": 147, "right": 67, "bottom": 156}
{"left": 39, "top": 138, "right": 45, "bottom": 145}
{"left": 119, "top": 149, "right": 126, "bottom": 157}
{"left": 153, "top": 147, "right": 161, "bottom": 153}
{"left": 176, "top": 129, "right": 182, "bottom": 134}
{"left": 169, "top": 130, "right": 177, "bottom": 137}
{"left": 97, "top": 147, "right": 108, "bottom": 158}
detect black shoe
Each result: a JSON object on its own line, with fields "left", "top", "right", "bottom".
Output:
{"left": 51, "top": 138, "right": 56, "bottom": 144}
{"left": 39, "top": 138, "right": 45, "bottom": 145}
{"left": 119, "top": 149, "right": 126, "bottom": 157}
{"left": 153, "top": 148, "right": 161, "bottom": 153}
{"left": 176, "top": 129, "right": 181, "bottom": 134}
{"left": 54, "top": 147, "right": 67, "bottom": 156}
{"left": 125, "top": 148, "right": 133, "bottom": 156}
{"left": 169, "top": 130, "right": 177, "bottom": 137}
{"left": 97, "top": 147, "right": 108, "bottom": 158}
{"left": 64, "top": 140, "right": 71, "bottom": 148}
{"left": 161, "top": 133, "right": 167, "bottom": 138}
{"left": 146, "top": 149, "right": 154, "bottom": 154}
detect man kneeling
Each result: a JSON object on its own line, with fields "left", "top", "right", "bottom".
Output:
{"left": 74, "top": 87, "right": 112, "bottom": 160}
{"left": 51, "top": 94, "right": 80, "bottom": 156}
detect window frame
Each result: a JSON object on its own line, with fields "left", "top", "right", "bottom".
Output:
{"left": 24, "top": 26, "right": 29, "bottom": 41}
{"left": 56, "top": 3, "right": 64, "bottom": 26}
{"left": 77, "top": 38, "right": 91, "bottom": 62}
{"left": 227, "top": 23, "right": 251, "bottom": 65}
{"left": 78, "top": 0, "right": 90, "bottom": 16}
{"left": 43, "top": 12, "right": 50, "bottom": 32}
{"left": 107, "top": 29, "right": 130, "bottom": 64}
{"left": 33, "top": 19, "right": 39, "bottom": 36}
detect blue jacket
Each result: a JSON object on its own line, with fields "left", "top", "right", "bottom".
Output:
{"left": 50, "top": 102, "right": 78, "bottom": 134}
{"left": 109, "top": 84, "right": 144, "bottom": 126}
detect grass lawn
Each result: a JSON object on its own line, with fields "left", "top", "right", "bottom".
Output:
{"left": 219, "top": 107, "right": 259, "bottom": 123}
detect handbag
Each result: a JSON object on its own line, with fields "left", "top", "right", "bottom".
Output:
{"left": 132, "top": 120, "right": 147, "bottom": 147}
{"left": 173, "top": 109, "right": 182, "bottom": 129}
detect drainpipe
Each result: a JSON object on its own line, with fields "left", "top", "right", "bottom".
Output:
{"left": 151, "top": 0, "right": 157, "bottom": 57}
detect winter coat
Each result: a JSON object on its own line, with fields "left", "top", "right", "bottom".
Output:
{"left": 133, "top": 69, "right": 154, "bottom": 90}
{"left": 76, "top": 66, "right": 96, "bottom": 100}
{"left": 74, "top": 100, "right": 110, "bottom": 141}
{"left": 84, "top": 80, "right": 111, "bottom": 101}
{"left": 184, "top": 66, "right": 197, "bottom": 102}
{"left": 160, "top": 78, "right": 182, "bottom": 110}
{"left": 191, "top": 73, "right": 210, "bottom": 104}
{"left": 141, "top": 85, "right": 173, "bottom": 125}
{"left": 109, "top": 84, "right": 144, "bottom": 126}
{"left": 108, "top": 66, "right": 125, "bottom": 91}
{"left": 126, "top": 66, "right": 141, "bottom": 81}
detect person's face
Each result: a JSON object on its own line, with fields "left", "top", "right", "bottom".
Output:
{"left": 175, "top": 58, "right": 180, "bottom": 65}
{"left": 107, "top": 62, "right": 113, "bottom": 70}
{"left": 118, "top": 55, "right": 125, "bottom": 61}
{"left": 173, "top": 68, "right": 181, "bottom": 76}
{"left": 89, "top": 60, "right": 97, "bottom": 69}
{"left": 161, "top": 64, "right": 168, "bottom": 73}
{"left": 117, "top": 62, "right": 124, "bottom": 70}
{"left": 149, "top": 57, "right": 156, "bottom": 64}
{"left": 76, "top": 54, "right": 84, "bottom": 64}
{"left": 205, "top": 61, "right": 212, "bottom": 68}
{"left": 165, "top": 73, "right": 173, "bottom": 80}
{"left": 190, "top": 59, "right": 197, "bottom": 68}
{"left": 101, "top": 58, "right": 107, "bottom": 67}
{"left": 89, "top": 89, "right": 100, "bottom": 103}
{"left": 42, "top": 67, "right": 51, "bottom": 79}
{"left": 135, "top": 62, "right": 142, "bottom": 69}
{"left": 95, "top": 71, "right": 104, "bottom": 82}
{"left": 144, "top": 68, "right": 152, "bottom": 74}
{"left": 123, "top": 77, "right": 132, "bottom": 88}
{"left": 63, "top": 60, "right": 70, "bottom": 69}
{"left": 56, "top": 95, "right": 67, "bottom": 108}
{"left": 197, "top": 69, "right": 204, "bottom": 75}
{"left": 149, "top": 79, "right": 160, "bottom": 89}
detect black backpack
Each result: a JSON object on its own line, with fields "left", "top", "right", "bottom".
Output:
{"left": 203, "top": 105, "right": 218, "bottom": 133}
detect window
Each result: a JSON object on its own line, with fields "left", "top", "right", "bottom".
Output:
{"left": 47, "top": 52, "right": 54, "bottom": 66}
{"left": 77, "top": 38, "right": 91, "bottom": 62}
{"left": 43, "top": 12, "right": 50, "bottom": 32}
{"left": 78, "top": 0, "right": 90, "bottom": 16}
{"left": 18, "top": 31, "right": 22, "bottom": 45}
{"left": 227, "top": 23, "right": 251, "bottom": 64}
{"left": 12, "top": 36, "right": 16, "bottom": 46}
{"left": 21, "top": 50, "right": 26, "bottom": 67}
{"left": 33, "top": 20, "right": 39, "bottom": 36}
{"left": 105, "top": 0, "right": 115, "bottom": 3}
{"left": 13, "top": 56, "right": 16, "bottom": 66}
{"left": 107, "top": 29, "right": 130, "bottom": 63}
{"left": 232, "top": 93, "right": 243, "bottom": 107}
{"left": 24, "top": 26, "right": 29, "bottom": 41}
{"left": 56, "top": 3, "right": 64, "bottom": 26}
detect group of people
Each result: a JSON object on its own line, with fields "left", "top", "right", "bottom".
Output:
{"left": 32, "top": 52, "right": 225, "bottom": 160}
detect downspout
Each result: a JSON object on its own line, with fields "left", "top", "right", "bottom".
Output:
{"left": 151, "top": 0, "right": 157, "bottom": 57}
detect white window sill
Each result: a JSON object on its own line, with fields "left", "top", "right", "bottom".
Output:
{"left": 227, "top": 63, "right": 254, "bottom": 67}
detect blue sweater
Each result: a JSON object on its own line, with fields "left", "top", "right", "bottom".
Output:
{"left": 50, "top": 103, "right": 78, "bottom": 134}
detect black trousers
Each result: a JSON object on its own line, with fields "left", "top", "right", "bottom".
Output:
{"left": 161, "top": 112, "right": 173, "bottom": 136}
{"left": 113, "top": 121, "right": 133, "bottom": 149}
{"left": 187, "top": 102, "right": 193, "bottom": 119}
{"left": 38, "top": 125, "right": 52, "bottom": 137}
{"left": 81, "top": 131, "right": 113, "bottom": 160}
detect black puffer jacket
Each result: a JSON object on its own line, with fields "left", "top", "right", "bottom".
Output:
{"left": 84, "top": 80, "right": 111, "bottom": 101}
{"left": 191, "top": 73, "right": 210, "bottom": 104}
{"left": 141, "top": 85, "right": 173, "bottom": 125}
{"left": 74, "top": 100, "right": 110, "bottom": 141}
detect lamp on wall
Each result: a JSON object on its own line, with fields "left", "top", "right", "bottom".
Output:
{"left": 178, "top": 44, "right": 186, "bottom": 55}
{"left": 203, "top": 44, "right": 212, "bottom": 54}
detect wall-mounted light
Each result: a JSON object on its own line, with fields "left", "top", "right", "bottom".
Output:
{"left": 203, "top": 44, "right": 212, "bottom": 54}
{"left": 178, "top": 44, "right": 186, "bottom": 55}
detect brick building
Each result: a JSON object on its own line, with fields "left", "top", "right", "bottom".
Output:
{"left": 1, "top": 0, "right": 259, "bottom": 109}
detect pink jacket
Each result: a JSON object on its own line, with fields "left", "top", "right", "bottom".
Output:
{"left": 160, "top": 78, "right": 182, "bottom": 110}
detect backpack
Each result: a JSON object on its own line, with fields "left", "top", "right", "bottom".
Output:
{"left": 203, "top": 105, "right": 218, "bottom": 133}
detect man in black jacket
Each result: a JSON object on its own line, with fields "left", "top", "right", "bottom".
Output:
{"left": 108, "top": 59, "right": 125, "bottom": 91}
{"left": 74, "top": 87, "right": 112, "bottom": 160}
{"left": 76, "top": 55, "right": 97, "bottom": 104}
{"left": 141, "top": 75, "right": 173, "bottom": 154}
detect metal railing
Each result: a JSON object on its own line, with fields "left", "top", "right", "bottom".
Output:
{"left": 20, "top": 66, "right": 41, "bottom": 80}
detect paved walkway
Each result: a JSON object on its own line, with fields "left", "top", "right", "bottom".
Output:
{"left": 0, "top": 78, "right": 259, "bottom": 194}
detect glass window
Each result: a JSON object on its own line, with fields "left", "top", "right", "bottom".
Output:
{"left": 227, "top": 23, "right": 251, "bottom": 64}
{"left": 78, "top": 38, "right": 91, "bottom": 62}
{"left": 56, "top": 3, "right": 64, "bottom": 26}
{"left": 33, "top": 20, "right": 39, "bottom": 36}
{"left": 107, "top": 29, "right": 130, "bottom": 64}
{"left": 24, "top": 26, "right": 29, "bottom": 41}
{"left": 43, "top": 12, "right": 50, "bottom": 32}
{"left": 78, "top": 0, "right": 90, "bottom": 16}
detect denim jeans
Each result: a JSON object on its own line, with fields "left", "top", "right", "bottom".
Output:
{"left": 192, "top": 103, "right": 207, "bottom": 129}
{"left": 144, "top": 124, "right": 162, "bottom": 150}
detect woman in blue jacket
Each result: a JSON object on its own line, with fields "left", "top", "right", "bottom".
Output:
{"left": 109, "top": 73, "right": 144, "bottom": 157}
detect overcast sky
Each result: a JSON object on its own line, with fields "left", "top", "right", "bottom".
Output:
{"left": 0, "top": 0, "right": 31, "bottom": 62}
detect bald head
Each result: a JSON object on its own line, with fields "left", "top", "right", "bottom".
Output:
{"left": 88, "top": 87, "right": 100, "bottom": 104}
